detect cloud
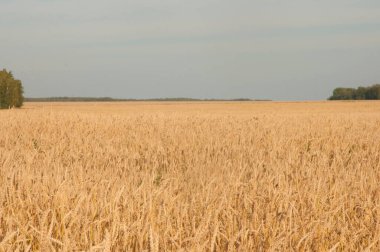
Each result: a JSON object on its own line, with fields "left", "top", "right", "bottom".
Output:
{"left": 1, "top": 0, "right": 380, "bottom": 99}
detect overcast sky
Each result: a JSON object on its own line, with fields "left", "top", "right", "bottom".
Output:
{"left": 1, "top": 0, "right": 380, "bottom": 100}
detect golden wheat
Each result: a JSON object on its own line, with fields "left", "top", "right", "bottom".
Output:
{"left": 0, "top": 101, "right": 379, "bottom": 251}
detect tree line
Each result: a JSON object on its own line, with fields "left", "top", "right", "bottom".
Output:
{"left": 0, "top": 69, "right": 24, "bottom": 109}
{"left": 25, "top": 97, "right": 268, "bottom": 102}
{"left": 329, "top": 84, "right": 380, "bottom": 100}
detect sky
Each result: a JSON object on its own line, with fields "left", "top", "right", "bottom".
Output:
{"left": 1, "top": 0, "right": 380, "bottom": 100}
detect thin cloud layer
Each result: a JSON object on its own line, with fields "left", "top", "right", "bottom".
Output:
{"left": 1, "top": 0, "right": 380, "bottom": 99}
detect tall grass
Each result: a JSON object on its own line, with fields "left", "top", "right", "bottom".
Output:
{"left": 0, "top": 101, "right": 379, "bottom": 251}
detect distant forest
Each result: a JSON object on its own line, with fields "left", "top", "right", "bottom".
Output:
{"left": 25, "top": 97, "right": 270, "bottom": 102}
{"left": 329, "top": 84, "right": 380, "bottom": 100}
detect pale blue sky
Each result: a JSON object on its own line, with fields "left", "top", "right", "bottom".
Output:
{"left": 1, "top": 0, "right": 380, "bottom": 100}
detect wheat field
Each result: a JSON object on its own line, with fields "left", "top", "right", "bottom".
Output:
{"left": 0, "top": 101, "right": 379, "bottom": 251}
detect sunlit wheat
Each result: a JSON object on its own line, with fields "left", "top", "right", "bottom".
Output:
{"left": 0, "top": 101, "right": 379, "bottom": 251}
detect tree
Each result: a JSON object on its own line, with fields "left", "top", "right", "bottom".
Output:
{"left": 0, "top": 69, "right": 24, "bottom": 109}
{"left": 329, "top": 84, "right": 380, "bottom": 100}
{"left": 365, "top": 84, "right": 380, "bottom": 100}
{"left": 352, "top": 87, "right": 366, "bottom": 100}
{"left": 329, "top": 88, "right": 355, "bottom": 100}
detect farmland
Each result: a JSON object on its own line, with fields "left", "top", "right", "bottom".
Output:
{"left": 1, "top": 101, "right": 380, "bottom": 251}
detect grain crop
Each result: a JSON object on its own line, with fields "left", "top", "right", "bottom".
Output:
{"left": 0, "top": 101, "right": 380, "bottom": 251}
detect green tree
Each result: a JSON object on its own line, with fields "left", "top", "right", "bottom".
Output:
{"left": 329, "top": 88, "right": 355, "bottom": 100}
{"left": 365, "top": 84, "right": 380, "bottom": 100}
{"left": 0, "top": 69, "right": 24, "bottom": 109}
{"left": 352, "top": 87, "right": 366, "bottom": 100}
{"left": 329, "top": 84, "right": 380, "bottom": 100}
